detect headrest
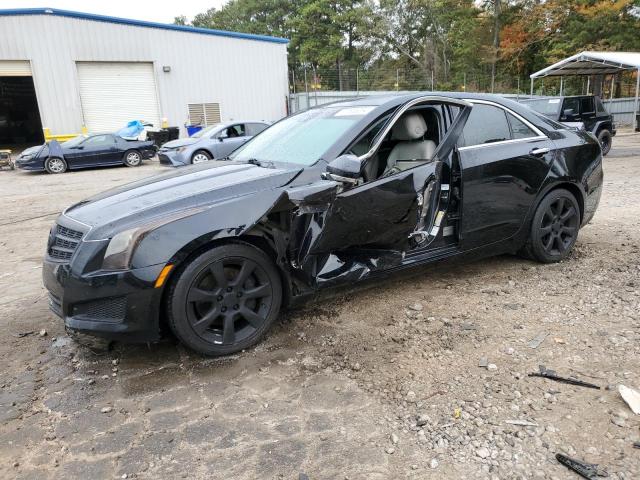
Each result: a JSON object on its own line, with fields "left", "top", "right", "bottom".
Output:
{"left": 391, "top": 113, "right": 428, "bottom": 141}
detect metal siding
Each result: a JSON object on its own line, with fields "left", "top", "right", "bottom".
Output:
{"left": 0, "top": 60, "right": 31, "bottom": 75}
{"left": 77, "top": 62, "right": 161, "bottom": 132}
{"left": 0, "top": 14, "right": 289, "bottom": 136}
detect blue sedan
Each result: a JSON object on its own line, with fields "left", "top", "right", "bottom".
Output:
{"left": 14, "top": 134, "right": 157, "bottom": 174}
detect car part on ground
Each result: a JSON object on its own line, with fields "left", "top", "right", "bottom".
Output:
{"left": 42, "top": 93, "right": 603, "bottom": 355}
{"left": 556, "top": 453, "right": 608, "bottom": 479}
{"left": 0, "top": 150, "right": 14, "bottom": 170}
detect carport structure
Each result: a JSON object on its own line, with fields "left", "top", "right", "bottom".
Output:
{"left": 530, "top": 51, "right": 640, "bottom": 129}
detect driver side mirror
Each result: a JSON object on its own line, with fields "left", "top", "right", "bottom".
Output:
{"left": 324, "top": 154, "right": 361, "bottom": 185}
{"left": 562, "top": 108, "right": 576, "bottom": 120}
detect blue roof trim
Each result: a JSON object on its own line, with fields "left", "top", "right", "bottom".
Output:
{"left": 0, "top": 7, "right": 290, "bottom": 44}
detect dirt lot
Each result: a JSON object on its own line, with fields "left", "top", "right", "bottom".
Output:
{"left": 1, "top": 136, "right": 639, "bottom": 480}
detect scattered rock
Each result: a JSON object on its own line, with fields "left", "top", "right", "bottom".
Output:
{"left": 430, "top": 458, "right": 439, "bottom": 469}
{"left": 100, "top": 406, "right": 113, "bottom": 414}
{"left": 476, "top": 447, "right": 490, "bottom": 459}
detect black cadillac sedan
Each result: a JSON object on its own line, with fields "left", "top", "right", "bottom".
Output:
{"left": 43, "top": 93, "right": 603, "bottom": 356}
{"left": 15, "top": 134, "right": 156, "bottom": 174}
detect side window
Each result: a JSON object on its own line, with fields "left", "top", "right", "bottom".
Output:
{"left": 460, "top": 104, "right": 511, "bottom": 147}
{"left": 506, "top": 112, "right": 537, "bottom": 139}
{"left": 83, "top": 135, "right": 114, "bottom": 147}
{"left": 561, "top": 98, "right": 580, "bottom": 119}
{"left": 347, "top": 114, "right": 392, "bottom": 156}
{"left": 227, "top": 124, "right": 246, "bottom": 137}
{"left": 595, "top": 97, "right": 607, "bottom": 114}
{"left": 246, "top": 123, "right": 268, "bottom": 136}
{"left": 580, "top": 97, "right": 595, "bottom": 115}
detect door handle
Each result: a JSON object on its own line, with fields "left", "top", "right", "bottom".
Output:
{"left": 530, "top": 147, "right": 550, "bottom": 157}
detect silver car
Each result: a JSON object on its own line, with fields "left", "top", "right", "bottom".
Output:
{"left": 158, "top": 121, "right": 269, "bottom": 166}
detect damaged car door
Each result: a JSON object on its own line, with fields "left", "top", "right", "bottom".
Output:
{"left": 300, "top": 97, "right": 472, "bottom": 263}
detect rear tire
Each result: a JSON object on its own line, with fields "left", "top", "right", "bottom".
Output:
{"left": 597, "top": 129, "right": 612, "bottom": 156}
{"left": 522, "top": 189, "right": 580, "bottom": 263}
{"left": 123, "top": 150, "right": 142, "bottom": 167}
{"left": 45, "top": 157, "right": 67, "bottom": 174}
{"left": 191, "top": 150, "right": 212, "bottom": 164}
{"left": 166, "top": 243, "right": 282, "bottom": 356}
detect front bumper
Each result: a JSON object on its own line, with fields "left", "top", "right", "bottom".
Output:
{"left": 15, "top": 157, "right": 44, "bottom": 171}
{"left": 43, "top": 260, "right": 166, "bottom": 342}
{"left": 158, "top": 150, "right": 188, "bottom": 167}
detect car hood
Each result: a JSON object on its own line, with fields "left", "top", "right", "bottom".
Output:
{"left": 162, "top": 138, "right": 200, "bottom": 149}
{"left": 19, "top": 145, "right": 45, "bottom": 157}
{"left": 64, "top": 161, "right": 302, "bottom": 239}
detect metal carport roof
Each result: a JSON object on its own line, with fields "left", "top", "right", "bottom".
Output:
{"left": 529, "top": 51, "right": 640, "bottom": 129}
{"left": 530, "top": 51, "right": 640, "bottom": 78}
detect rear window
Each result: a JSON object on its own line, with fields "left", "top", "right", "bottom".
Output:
{"left": 524, "top": 99, "right": 561, "bottom": 116}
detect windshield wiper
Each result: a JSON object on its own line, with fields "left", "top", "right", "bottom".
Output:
{"left": 246, "top": 158, "right": 274, "bottom": 168}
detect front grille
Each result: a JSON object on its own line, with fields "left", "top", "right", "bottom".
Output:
{"left": 48, "top": 224, "right": 84, "bottom": 261}
{"left": 72, "top": 296, "right": 127, "bottom": 323}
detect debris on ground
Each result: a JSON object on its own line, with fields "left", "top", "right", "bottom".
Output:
{"left": 527, "top": 331, "right": 548, "bottom": 349}
{"left": 618, "top": 385, "right": 640, "bottom": 415}
{"left": 505, "top": 419, "right": 538, "bottom": 427}
{"left": 39, "top": 329, "right": 47, "bottom": 337}
{"left": 11, "top": 331, "right": 34, "bottom": 338}
{"left": 556, "top": 453, "right": 608, "bottom": 479}
{"left": 529, "top": 365, "right": 600, "bottom": 390}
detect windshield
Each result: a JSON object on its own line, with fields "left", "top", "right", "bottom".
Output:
{"left": 523, "top": 99, "right": 561, "bottom": 116}
{"left": 61, "top": 135, "right": 87, "bottom": 148}
{"left": 191, "top": 124, "right": 221, "bottom": 138}
{"left": 229, "top": 106, "right": 374, "bottom": 166}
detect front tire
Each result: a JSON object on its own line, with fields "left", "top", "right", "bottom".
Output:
{"left": 597, "top": 129, "right": 612, "bottom": 156}
{"left": 123, "top": 150, "right": 142, "bottom": 167}
{"left": 523, "top": 189, "right": 580, "bottom": 263}
{"left": 191, "top": 150, "right": 212, "bottom": 164}
{"left": 45, "top": 157, "right": 67, "bottom": 174}
{"left": 166, "top": 243, "right": 282, "bottom": 356}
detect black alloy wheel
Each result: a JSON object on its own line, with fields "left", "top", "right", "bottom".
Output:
{"left": 523, "top": 189, "right": 580, "bottom": 263}
{"left": 166, "top": 243, "right": 282, "bottom": 356}
{"left": 597, "top": 129, "right": 612, "bottom": 156}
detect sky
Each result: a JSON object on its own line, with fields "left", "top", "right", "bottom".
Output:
{"left": 0, "top": 0, "right": 228, "bottom": 24}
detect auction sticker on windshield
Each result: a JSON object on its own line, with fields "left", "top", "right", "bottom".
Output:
{"left": 334, "top": 107, "right": 376, "bottom": 117}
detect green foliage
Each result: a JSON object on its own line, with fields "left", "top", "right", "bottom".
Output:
{"left": 178, "top": 0, "right": 640, "bottom": 92}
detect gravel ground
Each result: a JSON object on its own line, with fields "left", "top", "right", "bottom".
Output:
{"left": 1, "top": 135, "right": 639, "bottom": 479}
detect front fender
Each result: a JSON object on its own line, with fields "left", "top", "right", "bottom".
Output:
{"left": 130, "top": 188, "right": 288, "bottom": 269}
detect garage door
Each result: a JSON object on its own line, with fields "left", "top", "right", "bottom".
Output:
{"left": 0, "top": 60, "right": 32, "bottom": 76}
{"left": 77, "top": 62, "right": 161, "bottom": 133}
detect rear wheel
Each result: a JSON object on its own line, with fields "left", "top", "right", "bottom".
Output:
{"left": 45, "top": 157, "right": 67, "bottom": 174}
{"left": 522, "top": 189, "right": 580, "bottom": 263}
{"left": 123, "top": 150, "right": 142, "bottom": 167}
{"left": 166, "top": 243, "right": 282, "bottom": 356}
{"left": 597, "top": 129, "right": 612, "bottom": 156}
{"left": 191, "top": 150, "right": 212, "bottom": 164}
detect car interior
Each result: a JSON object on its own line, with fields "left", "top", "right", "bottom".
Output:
{"left": 348, "top": 105, "right": 443, "bottom": 182}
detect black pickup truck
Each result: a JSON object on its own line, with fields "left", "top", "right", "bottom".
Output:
{"left": 521, "top": 95, "right": 616, "bottom": 155}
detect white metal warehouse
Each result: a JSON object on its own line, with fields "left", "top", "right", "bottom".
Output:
{"left": 0, "top": 8, "right": 289, "bottom": 146}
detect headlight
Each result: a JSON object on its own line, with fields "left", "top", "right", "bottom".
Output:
{"left": 20, "top": 154, "right": 33, "bottom": 161}
{"left": 101, "top": 207, "right": 208, "bottom": 271}
{"left": 102, "top": 228, "right": 146, "bottom": 271}
{"left": 177, "top": 146, "right": 188, "bottom": 153}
